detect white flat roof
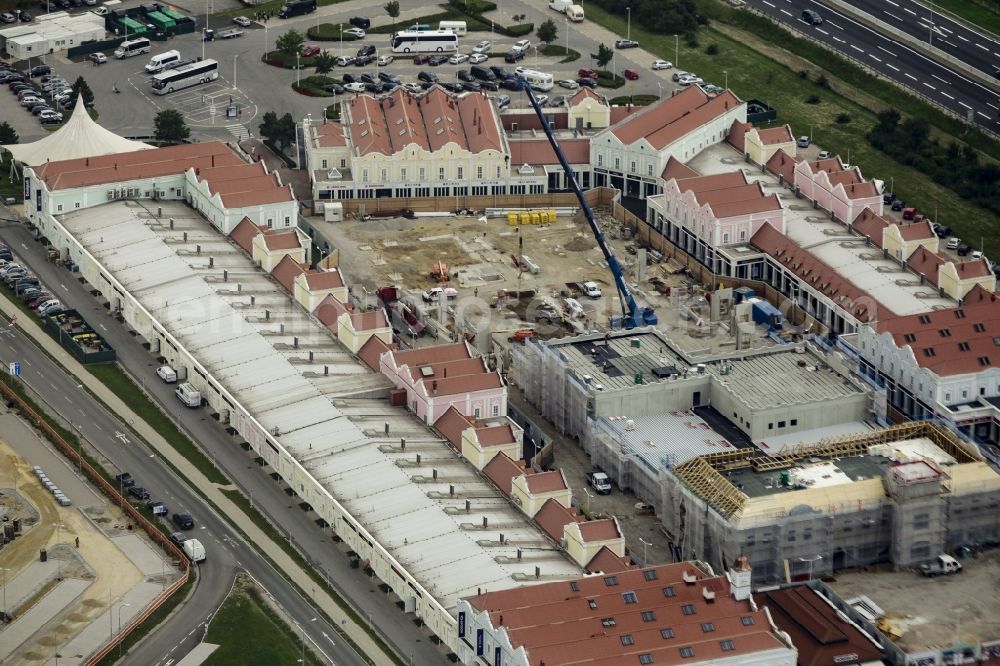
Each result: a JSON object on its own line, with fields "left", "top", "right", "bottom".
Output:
{"left": 596, "top": 411, "right": 740, "bottom": 471}
{"left": 688, "top": 144, "right": 954, "bottom": 316}
{"left": 61, "top": 201, "right": 582, "bottom": 611}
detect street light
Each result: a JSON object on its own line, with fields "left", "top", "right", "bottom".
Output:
{"left": 723, "top": 69, "right": 728, "bottom": 90}
{"left": 1, "top": 567, "right": 11, "bottom": 622}
{"left": 116, "top": 602, "right": 132, "bottom": 656}
{"left": 582, "top": 487, "right": 594, "bottom": 513}
{"left": 674, "top": 34, "right": 679, "bottom": 68}
{"left": 638, "top": 537, "right": 652, "bottom": 564}
{"left": 626, "top": 6, "right": 631, "bottom": 42}
{"left": 799, "top": 555, "right": 823, "bottom": 581}
{"left": 297, "top": 617, "right": 317, "bottom": 664}
{"left": 657, "top": 81, "right": 663, "bottom": 100}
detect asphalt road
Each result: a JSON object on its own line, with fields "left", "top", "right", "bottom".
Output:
{"left": 0, "top": 221, "right": 448, "bottom": 664}
{"left": 0, "top": 224, "right": 365, "bottom": 665}
{"left": 749, "top": 0, "right": 1000, "bottom": 133}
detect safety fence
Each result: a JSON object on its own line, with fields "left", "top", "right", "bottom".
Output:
{"left": 0, "top": 379, "right": 190, "bottom": 665}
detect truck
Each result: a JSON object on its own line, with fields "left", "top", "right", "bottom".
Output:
{"left": 182, "top": 538, "right": 206, "bottom": 563}
{"left": 204, "top": 27, "right": 244, "bottom": 40}
{"left": 748, "top": 297, "right": 783, "bottom": 330}
{"left": 582, "top": 281, "right": 602, "bottom": 299}
{"left": 422, "top": 286, "right": 458, "bottom": 303}
{"left": 175, "top": 382, "right": 201, "bottom": 408}
{"left": 92, "top": 0, "right": 120, "bottom": 16}
{"left": 586, "top": 471, "right": 612, "bottom": 494}
{"left": 920, "top": 554, "right": 962, "bottom": 577}
{"left": 277, "top": 0, "right": 315, "bottom": 18}
{"left": 548, "top": 0, "right": 572, "bottom": 12}
{"left": 567, "top": 4, "right": 584, "bottom": 21}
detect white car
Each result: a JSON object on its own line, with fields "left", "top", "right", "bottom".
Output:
{"left": 472, "top": 40, "right": 491, "bottom": 53}
{"left": 402, "top": 82, "right": 422, "bottom": 93}
{"left": 512, "top": 39, "right": 531, "bottom": 52}
{"left": 335, "top": 55, "right": 356, "bottom": 66}
{"left": 344, "top": 27, "right": 366, "bottom": 38}
{"left": 556, "top": 79, "right": 579, "bottom": 89}
{"left": 469, "top": 53, "right": 488, "bottom": 64}
{"left": 377, "top": 54, "right": 394, "bottom": 66}
{"left": 535, "top": 94, "right": 548, "bottom": 105}
{"left": 651, "top": 59, "right": 672, "bottom": 70}
{"left": 233, "top": 15, "right": 251, "bottom": 27}
{"left": 449, "top": 53, "right": 469, "bottom": 64}
{"left": 677, "top": 74, "right": 703, "bottom": 86}
{"left": 344, "top": 82, "right": 366, "bottom": 92}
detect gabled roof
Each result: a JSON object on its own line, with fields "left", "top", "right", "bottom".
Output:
{"left": 524, "top": 469, "right": 567, "bottom": 494}
{"left": 755, "top": 125, "right": 794, "bottom": 145}
{"left": 229, "top": 216, "right": 264, "bottom": 253}
{"left": 262, "top": 230, "right": 301, "bottom": 251}
{"left": 765, "top": 148, "right": 800, "bottom": 182}
{"left": 482, "top": 452, "right": 527, "bottom": 495}
{"left": 674, "top": 172, "right": 782, "bottom": 218}
{"left": 304, "top": 268, "right": 344, "bottom": 290}
{"left": 569, "top": 86, "right": 607, "bottom": 107}
{"left": 609, "top": 86, "right": 742, "bottom": 150}
{"left": 906, "top": 246, "right": 945, "bottom": 286}
{"left": 585, "top": 546, "right": 634, "bottom": 574}
{"left": 433, "top": 406, "right": 474, "bottom": 451}
{"left": 357, "top": 335, "right": 392, "bottom": 372}
{"left": 661, "top": 155, "right": 699, "bottom": 181}
{"left": 271, "top": 254, "right": 307, "bottom": 293}
{"left": 473, "top": 421, "right": 516, "bottom": 447}
{"left": 898, "top": 220, "right": 936, "bottom": 242}
{"left": 314, "top": 121, "right": 347, "bottom": 147}
{"left": 193, "top": 162, "right": 293, "bottom": 208}
{"left": 390, "top": 342, "right": 471, "bottom": 368}
{"left": 577, "top": 517, "right": 621, "bottom": 542}
{"left": 508, "top": 138, "right": 590, "bottom": 166}
{"left": 725, "top": 118, "right": 750, "bottom": 152}
{"left": 955, "top": 258, "right": 993, "bottom": 279}
{"left": 533, "top": 497, "right": 581, "bottom": 541}
{"left": 851, "top": 207, "right": 890, "bottom": 248}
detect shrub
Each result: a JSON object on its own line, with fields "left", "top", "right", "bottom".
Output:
{"left": 798, "top": 69, "right": 809, "bottom": 79}
{"left": 805, "top": 94, "right": 821, "bottom": 104}
{"left": 815, "top": 73, "right": 829, "bottom": 88}
{"left": 836, "top": 113, "right": 851, "bottom": 124}
{"left": 705, "top": 43, "right": 719, "bottom": 55}
{"left": 307, "top": 24, "right": 361, "bottom": 41}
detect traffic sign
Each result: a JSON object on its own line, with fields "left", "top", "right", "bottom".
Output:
{"left": 9, "top": 361, "right": 21, "bottom": 376}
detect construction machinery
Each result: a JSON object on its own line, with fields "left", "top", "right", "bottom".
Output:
{"left": 517, "top": 77, "right": 656, "bottom": 329}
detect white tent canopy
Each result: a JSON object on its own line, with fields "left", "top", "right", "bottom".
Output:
{"left": 1, "top": 103, "right": 153, "bottom": 167}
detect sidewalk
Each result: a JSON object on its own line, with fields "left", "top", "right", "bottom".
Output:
{"left": 0, "top": 297, "right": 393, "bottom": 664}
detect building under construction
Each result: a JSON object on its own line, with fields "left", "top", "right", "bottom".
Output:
{"left": 664, "top": 422, "right": 1000, "bottom": 582}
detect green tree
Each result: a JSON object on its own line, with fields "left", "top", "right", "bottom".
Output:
{"left": 536, "top": 18, "right": 558, "bottom": 46}
{"left": 384, "top": 0, "right": 400, "bottom": 28}
{"left": 153, "top": 109, "right": 190, "bottom": 144}
{"left": 260, "top": 111, "right": 297, "bottom": 152}
{"left": 314, "top": 52, "right": 336, "bottom": 74}
{"left": 276, "top": 29, "right": 305, "bottom": 56}
{"left": 72, "top": 76, "right": 94, "bottom": 106}
{"left": 0, "top": 121, "right": 17, "bottom": 145}
{"left": 593, "top": 43, "right": 613, "bottom": 69}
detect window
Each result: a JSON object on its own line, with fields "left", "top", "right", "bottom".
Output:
{"left": 597, "top": 154, "right": 603, "bottom": 167}
{"left": 419, "top": 167, "right": 425, "bottom": 180}
{"left": 681, "top": 604, "right": 696, "bottom": 615}
{"left": 959, "top": 342, "right": 970, "bottom": 351}
{"left": 720, "top": 640, "right": 735, "bottom": 651}
{"left": 740, "top": 230, "right": 746, "bottom": 241}
{"left": 321, "top": 159, "right": 328, "bottom": 169}
{"left": 477, "top": 165, "right": 483, "bottom": 179}
{"left": 641, "top": 611, "right": 656, "bottom": 622}
{"left": 615, "top": 158, "right": 621, "bottom": 170}
{"left": 604, "top": 576, "right": 619, "bottom": 587}
{"left": 939, "top": 329, "right": 952, "bottom": 337}
{"left": 980, "top": 356, "right": 992, "bottom": 366}
{"left": 955, "top": 309, "right": 967, "bottom": 319}
{"left": 643, "top": 570, "right": 658, "bottom": 581}
{"left": 768, "top": 423, "right": 773, "bottom": 430}
{"left": 923, "top": 348, "right": 936, "bottom": 358}
{"left": 474, "top": 407, "right": 481, "bottom": 418}
{"left": 974, "top": 323, "right": 986, "bottom": 332}
{"left": 701, "top": 622, "right": 715, "bottom": 633}
{"left": 587, "top": 599, "right": 598, "bottom": 609}
{"left": 662, "top": 586, "right": 676, "bottom": 598}
{"left": 492, "top": 404, "right": 500, "bottom": 416}
{"left": 904, "top": 333, "right": 916, "bottom": 342}
{"left": 660, "top": 628, "right": 674, "bottom": 639}
{"left": 740, "top": 616, "right": 755, "bottom": 626}
{"left": 601, "top": 617, "right": 616, "bottom": 627}
{"left": 362, "top": 169, "right": 369, "bottom": 182}
{"left": 457, "top": 166, "right": 463, "bottom": 179}
{"left": 790, "top": 419, "right": 798, "bottom": 426}
{"left": 496, "top": 166, "right": 501, "bottom": 178}
{"left": 439, "top": 167, "right": 446, "bottom": 180}
{"left": 570, "top": 581, "right": 579, "bottom": 592}
{"left": 679, "top": 647, "right": 694, "bottom": 658}
{"left": 400, "top": 167, "right": 406, "bottom": 181}
{"left": 647, "top": 164, "right": 653, "bottom": 176}
{"left": 919, "top": 314, "right": 931, "bottom": 324}
{"left": 639, "top": 655, "right": 654, "bottom": 665}
{"left": 621, "top": 635, "right": 635, "bottom": 646}
{"left": 630, "top": 161, "right": 636, "bottom": 173}
{"left": 622, "top": 591, "right": 638, "bottom": 604}
{"left": 778, "top": 420, "right": 786, "bottom": 428}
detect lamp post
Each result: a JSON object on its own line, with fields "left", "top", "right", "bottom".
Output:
{"left": 233, "top": 53, "right": 239, "bottom": 90}
{"left": 674, "top": 34, "right": 679, "bottom": 68}
{"left": 928, "top": 0, "right": 934, "bottom": 46}
{"left": 638, "top": 537, "right": 652, "bottom": 564}
{"left": 723, "top": 69, "right": 728, "bottom": 90}
{"left": 799, "top": 555, "right": 823, "bottom": 581}
{"left": 116, "top": 602, "right": 132, "bottom": 656}
{"left": 339, "top": 23, "right": 344, "bottom": 58}
{"left": 582, "top": 487, "right": 594, "bottom": 514}
{"left": 296, "top": 52, "right": 301, "bottom": 86}
{"left": 264, "top": 23, "right": 269, "bottom": 60}
{"left": 1, "top": 567, "right": 10, "bottom": 622}
{"left": 657, "top": 81, "right": 663, "bottom": 100}
{"left": 296, "top": 617, "right": 317, "bottom": 664}
{"left": 626, "top": 6, "right": 631, "bottom": 42}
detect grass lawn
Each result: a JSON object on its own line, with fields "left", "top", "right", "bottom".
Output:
{"left": 217, "top": 0, "right": 346, "bottom": 19}
{"left": 583, "top": 2, "right": 1000, "bottom": 259}
{"left": 609, "top": 94, "right": 658, "bottom": 106}
{"left": 539, "top": 44, "right": 580, "bottom": 63}
{"left": 293, "top": 74, "right": 338, "bottom": 96}
{"left": 205, "top": 575, "right": 325, "bottom": 666}
{"left": 929, "top": 0, "right": 1000, "bottom": 36}
{"left": 0, "top": 156, "right": 20, "bottom": 200}
{"left": 85, "top": 363, "right": 230, "bottom": 485}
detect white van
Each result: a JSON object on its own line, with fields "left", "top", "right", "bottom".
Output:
{"left": 115, "top": 38, "right": 152, "bottom": 59}
{"left": 518, "top": 67, "right": 554, "bottom": 91}
{"left": 548, "top": 0, "right": 571, "bottom": 12}
{"left": 175, "top": 382, "right": 201, "bottom": 408}
{"left": 156, "top": 365, "right": 177, "bottom": 383}
{"left": 182, "top": 538, "right": 206, "bottom": 563}
{"left": 438, "top": 20, "right": 467, "bottom": 35}
{"left": 145, "top": 49, "right": 181, "bottom": 74}
{"left": 567, "top": 4, "right": 584, "bottom": 21}
{"left": 563, "top": 297, "right": 585, "bottom": 319}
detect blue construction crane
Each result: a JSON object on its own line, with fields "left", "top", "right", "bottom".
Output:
{"left": 516, "top": 78, "right": 657, "bottom": 329}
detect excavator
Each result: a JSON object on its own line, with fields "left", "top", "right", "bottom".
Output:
{"left": 516, "top": 78, "right": 657, "bottom": 329}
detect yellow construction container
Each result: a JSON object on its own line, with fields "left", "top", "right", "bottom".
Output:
{"left": 530, "top": 212, "right": 540, "bottom": 225}
{"left": 508, "top": 212, "right": 519, "bottom": 225}
{"left": 548, "top": 209, "right": 557, "bottom": 222}
{"left": 537, "top": 210, "right": 549, "bottom": 224}
{"left": 519, "top": 212, "right": 531, "bottom": 225}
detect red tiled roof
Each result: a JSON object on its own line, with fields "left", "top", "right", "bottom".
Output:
{"left": 424, "top": 370, "right": 503, "bottom": 397}
{"left": 533, "top": 497, "right": 581, "bottom": 541}
{"left": 314, "top": 122, "right": 346, "bottom": 147}
{"left": 585, "top": 546, "right": 634, "bottom": 574}
{"left": 725, "top": 119, "right": 750, "bottom": 152}
{"left": 956, "top": 258, "right": 993, "bottom": 279}
{"left": 410, "top": 356, "right": 487, "bottom": 383}
{"left": 841, "top": 180, "right": 879, "bottom": 200}
{"left": 661, "top": 156, "right": 699, "bottom": 181}
{"left": 898, "top": 220, "right": 935, "bottom": 242}
{"left": 751, "top": 224, "right": 891, "bottom": 323}
{"left": 875, "top": 289, "right": 1000, "bottom": 376}
{"left": 578, "top": 518, "right": 621, "bottom": 542}
{"left": 474, "top": 422, "right": 516, "bottom": 447}
{"left": 456, "top": 91, "right": 504, "bottom": 154}
{"left": 390, "top": 342, "right": 470, "bottom": 367}
{"left": 765, "top": 148, "right": 799, "bottom": 183}
{"left": 357, "top": 335, "right": 392, "bottom": 372}
{"left": 756, "top": 125, "right": 794, "bottom": 145}
{"left": 314, "top": 293, "right": 387, "bottom": 333}
{"left": 524, "top": 470, "right": 567, "bottom": 494}
{"left": 755, "top": 587, "right": 883, "bottom": 666}
{"left": 314, "top": 293, "right": 346, "bottom": 328}
{"left": 304, "top": 268, "right": 344, "bottom": 290}
{"left": 482, "top": 452, "right": 526, "bottom": 495}
{"left": 433, "top": 405, "right": 474, "bottom": 451}
{"left": 271, "top": 254, "right": 307, "bottom": 293}
{"left": 263, "top": 230, "right": 301, "bottom": 251}
{"left": 906, "top": 246, "right": 945, "bottom": 286}
{"left": 851, "top": 207, "right": 889, "bottom": 248}
{"left": 229, "top": 216, "right": 264, "bottom": 253}
{"left": 509, "top": 138, "right": 590, "bottom": 166}
{"left": 675, "top": 173, "right": 781, "bottom": 218}
{"left": 466, "top": 562, "right": 788, "bottom": 666}
{"left": 609, "top": 106, "right": 635, "bottom": 124}
{"left": 193, "top": 162, "right": 292, "bottom": 209}
{"left": 610, "top": 86, "right": 742, "bottom": 150}
{"left": 570, "top": 86, "right": 607, "bottom": 107}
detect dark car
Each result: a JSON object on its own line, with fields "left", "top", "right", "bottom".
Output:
{"left": 470, "top": 65, "right": 496, "bottom": 82}
{"left": 417, "top": 70, "right": 438, "bottom": 83}
{"left": 504, "top": 49, "right": 525, "bottom": 63}
{"left": 29, "top": 64, "right": 51, "bottom": 77}
{"left": 479, "top": 79, "right": 499, "bottom": 91}
{"left": 19, "top": 10, "right": 31, "bottom": 21}
{"left": 457, "top": 69, "right": 473, "bottom": 82}
{"left": 490, "top": 65, "right": 512, "bottom": 79}
{"left": 576, "top": 77, "right": 597, "bottom": 88}
{"left": 356, "top": 44, "right": 376, "bottom": 58}
{"left": 169, "top": 531, "right": 188, "bottom": 546}
{"left": 957, "top": 244, "right": 970, "bottom": 256}
{"left": 614, "top": 39, "right": 639, "bottom": 49}
{"left": 360, "top": 72, "right": 377, "bottom": 84}
{"left": 413, "top": 54, "right": 431, "bottom": 65}
{"left": 802, "top": 9, "right": 823, "bottom": 25}
{"left": 461, "top": 81, "right": 481, "bottom": 92}
{"left": 31, "top": 104, "right": 54, "bottom": 115}
{"left": 342, "top": 73, "right": 357, "bottom": 83}
{"left": 28, "top": 293, "right": 52, "bottom": 308}
{"left": 499, "top": 78, "right": 522, "bottom": 91}
{"left": 349, "top": 16, "right": 370, "bottom": 29}
{"left": 377, "top": 71, "right": 398, "bottom": 83}
{"left": 428, "top": 54, "right": 448, "bottom": 66}
{"left": 891, "top": 199, "right": 905, "bottom": 212}
{"left": 935, "top": 225, "right": 951, "bottom": 238}
{"left": 127, "top": 485, "right": 150, "bottom": 500}
{"left": 364, "top": 82, "right": 384, "bottom": 93}
{"left": 882, "top": 191, "right": 894, "bottom": 205}
{"left": 443, "top": 81, "right": 464, "bottom": 93}
{"left": 354, "top": 54, "right": 374, "bottom": 66}
{"left": 172, "top": 512, "right": 195, "bottom": 530}
{"left": 147, "top": 499, "right": 167, "bottom": 515}
{"left": 323, "top": 83, "right": 345, "bottom": 94}
{"left": 115, "top": 472, "right": 135, "bottom": 487}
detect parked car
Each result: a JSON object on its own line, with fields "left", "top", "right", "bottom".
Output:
{"left": 115, "top": 472, "right": 135, "bottom": 487}
{"left": 0, "top": 12, "right": 16, "bottom": 23}
{"left": 457, "top": 69, "right": 473, "bottom": 82}
{"left": 504, "top": 49, "right": 525, "bottom": 63}
{"left": 615, "top": 38, "right": 639, "bottom": 49}
{"left": 356, "top": 44, "right": 376, "bottom": 58}
{"left": 335, "top": 55, "right": 355, "bottom": 66}
{"left": 677, "top": 74, "right": 703, "bottom": 86}
{"left": 323, "top": 83, "right": 344, "bottom": 94}
{"left": 353, "top": 54, "right": 374, "bottom": 66}
{"left": 651, "top": 59, "right": 672, "bottom": 70}
{"left": 479, "top": 79, "right": 499, "bottom": 91}
{"left": 796, "top": 135, "right": 811, "bottom": 148}
{"left": 472, "top": 40, "right": 491, "bottom": 53}
{"left": 491, "top": 65, "right": 512, "bottom": 79}
{"left": 442, "top": 81, "right": 464, "bottom": 93}
{"left": 233, "top": 15, "right": 251, "bottom": 26}
{"left": 462, "top": 81, "right": 481, "bottom": 92}
{"left": 349, "top": 16, "right": 370, "bottom": 29}
{"left": 344, "top": 27, "right": 365, "bottom": 38}
{"left": 29, "top": 64, "right": 51, "bottom": 77}
{"left": 946, "top": 237, "right": 961, "bottom": 250}
{"left": 556, "top": 78, "right": 579, "bottom": 89}
{"left": 578, "top": 67, "right": 598, "bottom": 79}
{"left": 469, "top": 53, "right": 488, "bottom": 64}
{"left": 891, "top": 199, "right": 905, "bottom": 211}
{"left": 128, "top": 486, "right": 150, "bottom": 500}
{"left": 401, "top": 82, "right": 422, "bottom": 93}
{"left": 413, "top": 54, "right": 431, "bottom": 65}
{"left": 377, "top": 54, "right": 394, "bottom": 66}
{"left": 417, "top": 70, "right": 438, "bottom": 83}
{"left": 448, "top": 53, "right": 469, "bottom": 64}
{"left": 344, "top": 82, "right": 365, "bottom": 92}
{"left": 623, "top": 68, "right": 639, "bottom": 80}
{"left": 377, "top": 71, "right": 399, "bottom": 83}
{"left": 957, "top": 244, "right": 970, "bottom": 256}
{"left": 576, "top": 77, "right": 597, "bottom": 88}
{"left": 496, "top": 94, "right": 511, "bottom": 108}
{"left": 817, "top": 150, "right": 832, "bottom": 159}
{"left": 934, "top": 225, "right": 951, "bottom": 238}
{"left": 359, "top": 72, "right": 377, "bottom": 84}
{"left": 169, "top": 531, "right": 188, "bottom": 546}
{"left": 428, "top": 54, "right": 448, "bottom": 66}
{"left": 500, "top": 78, "right": 522, "bottom": 90}
{"left": 511, "top": 39, "right": 531, "bottom": 52}
{"left": 172, "top": 512, "right": 195, "bottom": 530}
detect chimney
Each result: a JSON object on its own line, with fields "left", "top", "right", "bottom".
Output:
{"left": 727, "top": 554, "right": 753, "bottom": 601}
{"left": 432, "top": 379, "right": 438, "bottom": 395}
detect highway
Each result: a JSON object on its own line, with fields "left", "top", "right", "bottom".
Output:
{"left": 0, "top": 228, "right": 363, "bottom": 665}
{"left": 0, "top": 221, "right": 448, "bottom": 665}
{"left": 749, "top": 0, "right": 1000, "bottom": 133}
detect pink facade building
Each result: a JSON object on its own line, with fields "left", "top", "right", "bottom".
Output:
{"left": 793, "top": 157, "right": 882, "bottom": 223}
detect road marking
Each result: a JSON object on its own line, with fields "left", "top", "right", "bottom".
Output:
{"left": 886, "top": 63, "right": 900, "bottom": 71}
{"left": 942, "top": 40, "right": 958, "bottom": 48}
{"left": 762, "top": 0, "right": 775, "bottom": 6}
{"left": 976, "top": 43, "right": 989, "bottom": 51}
{"left": 883, "top": 11, "right": 902, "bottom": 21}
{"left": 94, "top": 424, "right": 104, "bottom": 432}
{"left": 98, "top": 323, "right": 107, "bottom": 331}
{"left": 49, "top": 382, "right": 58, "bottom": 390}
{"left": 903, "top": 7, "right": 916, "bottom": 15}
{"left": 885, "top": 0, "right": 898, "bottom": 4}
{"left": 956, "top": 34, "right": 968, "bottom": 42}
{"left": 816, "top": 28, "right": 829, "bottom": 35}
{"left": 60, "top": 283, "right": 68, "bottom": 291}
{"left": 904, "top": 72, "right": 918, "bottom": 80}
{"left": 781, "top": 8, "right": 792, "bottom": 17}
{"left": 940, "top": 92, "right": 954, "bottom": 100}
{"left": 24, "top": 359, "right": 31, "bottom": 366}
{"left": 877, "top": 45, "right": 897, "bottom": 56}
{"left": 959, "top": 101, "right": 972, "bottom": 109}
{"left": 850, "top": 44, "right": 864, "bottom": 52}
{"left": 870, "top": 54, "right": 882, "bottom": 62}
{"left": 978, "top": 111, "right": 991, "bottom": 119}
{"left": 833, "top": 36, "right": 845, "bottom": 43}
{"left": 923, "top": 82, "right": 936, "bottom": 90}
{"left": 20, "top": 242, "right": 27, "bottom": 250}
{"left": 321, "top": 631, "right": 336, "bottom": 647}
{"left": 826, "top": 20, "right": 843, "bottom": 30}
{"left": 115, "top": 431, "right": 131, "bottom": 444}
{"left": 932, "top": 74, "right": 949, "bottom": 84}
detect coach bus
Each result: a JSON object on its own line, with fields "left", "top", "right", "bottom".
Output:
{"left": 151, "top": 58, "right": 218, "bottom": 94}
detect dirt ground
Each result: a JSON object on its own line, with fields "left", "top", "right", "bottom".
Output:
{"left": 0, "top": 430, "right": 144, "bottom": 665}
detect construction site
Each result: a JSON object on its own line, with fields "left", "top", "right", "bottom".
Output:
{"left": 0, "top": 405, "right": 182, "bottom": 665}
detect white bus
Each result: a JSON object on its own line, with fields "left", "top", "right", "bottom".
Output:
{"left": 438, "top": 20, "right": 467, "bottom": 35}
{"left": 390, "top": 29, "right": 459, "bottom": 53}
{"left": 151, "top": 58, "right": 218, "bottom": 95}
{"left": 114, "top": 37, "right": 151, "bottom": 59}
{"left": 517, "top": 67, "right": 554, "bottom": 91}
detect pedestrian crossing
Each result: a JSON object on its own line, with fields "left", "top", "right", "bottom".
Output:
{"left": 226, "top": 124, "right": 250, "bottom": 140}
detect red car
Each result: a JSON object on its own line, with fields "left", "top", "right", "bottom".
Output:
{"left": 300, "top": 44, "right": 321, "bottom": 57}
{"left": 623, "top": 68, "right": 639, "bottom": 80}
{"left": 413, "top": 54, "right": 431, "bottom": 65}
{"left": 578, "top": 67, "right": 597, "bottom": 79}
